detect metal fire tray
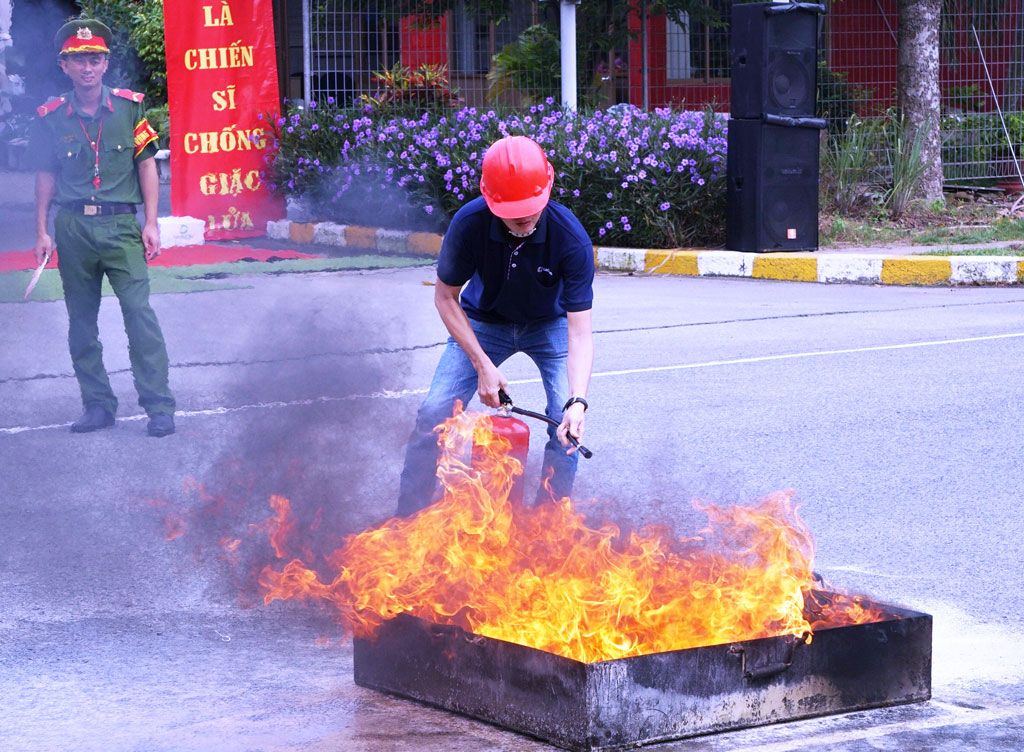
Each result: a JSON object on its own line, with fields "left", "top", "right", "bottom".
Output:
{"left": 353, "top": 594, "right": 931, "bottom": 752}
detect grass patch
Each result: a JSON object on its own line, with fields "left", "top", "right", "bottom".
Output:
{"left": 918, "top": 244, "right": 1024, "bottom": 256}
{"left": 820, "top": 192, "right": 1024, "bottom": 248}
{"left": 820, "top": 217, "right": 907, "bottom": 246}
{"left": 910, "top": 217, "right": 1024, "bottom": 245}
{"left": 172, "top": 255, "right": 433, "bottom": 279}
{"left": 1, "top": 255, "right": 433, "bottom": 304}
{"left": 1, "top": 268, "right": 249, "bottom": 303}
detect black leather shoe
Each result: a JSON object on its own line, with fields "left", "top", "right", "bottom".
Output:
{"left": 147, "top": 413, "right": 175, "bottom": 437}
{"left": 70, "top": 406, "right": 115, "bottom": 433}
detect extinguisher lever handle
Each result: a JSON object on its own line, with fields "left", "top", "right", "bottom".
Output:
{"left": 508, "top": 403, "right": 594, "bottom": 459}
{"left": 498, "top": 389, "right": 513, "bottom": 407}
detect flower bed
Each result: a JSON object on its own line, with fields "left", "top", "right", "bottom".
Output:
{"left": 264, "top": 100, "right": 728, "bottom": 248}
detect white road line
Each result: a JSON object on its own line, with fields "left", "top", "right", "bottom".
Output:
{"left": 4, "top": 332, "right": 1023, "bottom": 435}
{"left": 728, "top": 702, "right": 1024, "bottom": 752}
{"left": 588, "top": 331, "right": 1024, "bottom": 380}
{"left": 0, "top": 389, "right": 430, "bottom": 435}
{"left": 819, "top": 565, "right": 915, "bottom": 579}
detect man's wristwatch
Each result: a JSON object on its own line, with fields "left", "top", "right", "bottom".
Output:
{"left": 563, "top": 396, "right": 588, "bottom": 412}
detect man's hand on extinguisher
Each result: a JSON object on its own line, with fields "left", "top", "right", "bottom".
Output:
{"left": 558, "top": 398, "right": 587, "bottom": 453}
{"left": 477, "top": 362, "right": 509, "bottom": 408}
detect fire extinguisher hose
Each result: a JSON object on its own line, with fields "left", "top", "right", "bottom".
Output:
{"left": 498, "top": 390, "right": 593, "bottom": 459}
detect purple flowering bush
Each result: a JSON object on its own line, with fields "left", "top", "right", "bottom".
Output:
{"left": 265, "top": 99, "right": 728, "bottom": 246}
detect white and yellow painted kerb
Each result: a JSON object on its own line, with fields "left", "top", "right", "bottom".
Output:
{"left": 266, "top": 220, "right": 1024, "bottom": 286}
{"left": 596, "top": 248, "right": 1024, "bottom": 285}
{"left": 267, "top": 219, "right": 443, "bottom": 256}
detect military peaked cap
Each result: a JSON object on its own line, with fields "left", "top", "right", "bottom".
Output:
{"left": 54, "top": 19, "right": 112, "bottom": 55}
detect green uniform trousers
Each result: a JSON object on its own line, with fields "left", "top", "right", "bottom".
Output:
{"left": 54, "top": 209, "right": 175, "bottom": 417}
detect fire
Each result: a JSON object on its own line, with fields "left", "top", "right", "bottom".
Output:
{"left": 260, "top": 406, "right": 883, "bottom": 663}
{"left": 163, "top": 514, "right": 186, "bottom": 541}
{"left": 257, "top": 494, "right": 298, "bottom": 559}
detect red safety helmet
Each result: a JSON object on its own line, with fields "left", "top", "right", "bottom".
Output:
{"left": 479, "top": 136, "right": 554, "bottom": 219}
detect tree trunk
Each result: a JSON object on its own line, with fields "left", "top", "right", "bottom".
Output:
{"left": 897, "top": 0, "right": 943, "bottom": 201}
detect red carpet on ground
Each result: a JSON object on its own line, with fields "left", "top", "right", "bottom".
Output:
{"left": 0, "top": 244, "right": 319, "bottom": 273}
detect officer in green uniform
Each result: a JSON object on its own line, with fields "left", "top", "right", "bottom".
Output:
{"left": 28, "top": 19, "right": 176, "bottom": 437}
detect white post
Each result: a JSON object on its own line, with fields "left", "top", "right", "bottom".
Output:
{"left": 0, "top": 0, "right": 12, "bottom": 50}
{"left": 302, "top": 0, "right": 312, "bottom": 104}
{"left": 0, "top": 0, "right": 13, "bottom": 116}
{"left": 641, "top": 0, "right": 648, "bottom": 110}
{"left": 560, "top": 0, "right": 578, "bottom": 111}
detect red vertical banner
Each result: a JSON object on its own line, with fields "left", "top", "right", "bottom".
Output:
{"left": 163, "top": 0, "right": 284, "bottom": 239}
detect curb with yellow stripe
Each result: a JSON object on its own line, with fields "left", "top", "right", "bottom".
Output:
{"left": 604, "top": 248, "right": 1024, "bottom": 285}
{"left": 268, "top": 219, "right": 443, "bottom": 257}
{"left": 267, "top": 220, "right": 1024, "bottom": 286}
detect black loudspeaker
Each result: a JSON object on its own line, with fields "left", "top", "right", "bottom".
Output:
{"left": 726, "top": 118, "right": 820, "bottom": 252}
{"left": 730, "top": 3, "right": 824, "bottom": 120}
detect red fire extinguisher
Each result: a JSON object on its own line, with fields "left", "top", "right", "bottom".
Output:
{"left": 474, "top": 412, "right": 531, "bottom": 504}
{"left": 472, "top": 390, "right": 593, "bottom": 505}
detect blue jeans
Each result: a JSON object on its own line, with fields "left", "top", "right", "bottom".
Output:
{"left": 397, "top": 316, "right": 577, "bottom": 516}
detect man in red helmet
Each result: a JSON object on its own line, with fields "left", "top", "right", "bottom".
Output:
{"left": 397, "top": 135, "right": 594, "bottom": 516}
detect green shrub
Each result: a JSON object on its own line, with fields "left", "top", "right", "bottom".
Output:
{"left": 264, "top": 101, "right": 728, "bottom": 246}
{"left": 881, "top": 114, "right": 931, "bottom": 220}
{"left": 487, "top": 25, "right": 561, "bottom": 106}
{"left": 76, "top": 0, "right": 167, "bottom": 104}
{"left": 145, "top": 103, "right": 170, "bottom": 150}
{"left": 817, "top": 61, "right": 871, "bottom": 132}
{"left": 820, "top": 116, "right": 879, "bottom": 215}
{"left": 945, "top": 84, "right": 986, "bottom": 113}
{"left": 359, "top": 63, "right": 462, "bottom": 117}
{"left": 941, "top": 112, "right": 1024, "bottom": 182}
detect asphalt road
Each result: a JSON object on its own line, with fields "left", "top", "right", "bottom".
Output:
{"left": 1, "top": 268, "right": 1023, "bottom": 751}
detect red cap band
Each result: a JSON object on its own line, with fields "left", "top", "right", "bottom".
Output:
{"left": 61, "top": 27, "right": 109, "bottom": 55}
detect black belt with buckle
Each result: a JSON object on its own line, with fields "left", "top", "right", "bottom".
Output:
{"left": 61, "top": 202, "right": 136, "bottom": 216}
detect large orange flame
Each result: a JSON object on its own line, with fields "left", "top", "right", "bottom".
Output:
{"left": 260, "top": 406, "right": 883, "bottom": 663}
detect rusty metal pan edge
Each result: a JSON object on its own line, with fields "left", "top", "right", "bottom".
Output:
{"left": 350, "top": 673, "right": 931, "bottom": 752}
{"left": 352, "top": 600, "right": 933, "bottom": 752}
{"left": 579, "top": 696, "right": 934, "bottom": 752}
{"left": 354, "top": 595, "right": 931, "bottom": 668}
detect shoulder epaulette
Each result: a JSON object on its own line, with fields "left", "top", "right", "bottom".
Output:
{"left": 36, "top": 96, "right": 67, "bottom": 117}
{"left": 110, "top": 88, "right": 145, "bottom": 103}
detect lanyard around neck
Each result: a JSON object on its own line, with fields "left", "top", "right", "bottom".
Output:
{"left": 77, "top": 112, "right": 105, "bottom": 190}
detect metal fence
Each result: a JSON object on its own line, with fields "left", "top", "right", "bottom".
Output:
{"left": 288, "top": 0, "right": 1024, "bottom": 186}
{"left": 825, "top": 2, "right": 1024, "bottom": 187}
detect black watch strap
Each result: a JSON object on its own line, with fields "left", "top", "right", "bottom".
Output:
{"left": 563, "top": 396, "right": 588, "bottom": 412}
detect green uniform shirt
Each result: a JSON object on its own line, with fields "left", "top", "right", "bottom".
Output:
{"left": 27, "top": 85, "right": 158, "bottom": 205}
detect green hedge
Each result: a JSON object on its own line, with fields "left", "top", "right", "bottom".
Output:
{"left": 265, "top": 101, "right": 729, "bottom": 248}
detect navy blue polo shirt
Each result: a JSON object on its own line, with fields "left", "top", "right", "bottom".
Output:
{"left": 437, "top": 197, "right": 594, "bottom": 324}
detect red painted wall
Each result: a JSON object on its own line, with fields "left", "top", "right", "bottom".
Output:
{"left": 389, "top": 4, "right": 1024, "bottom": 113}
{"left": 400, "top": 16, "right": 448, "bottom": 69}
{"left": 626, "top": 0, "right": 1024, "bottom": 113}
{"left": 627, "top": 11, "right": 730, "bottom": 111}
{"left": 825, "top": 0, "right": 898, "bottom": 113}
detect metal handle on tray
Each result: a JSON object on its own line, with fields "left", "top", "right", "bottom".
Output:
{"left": 729, "top": 632, "right": 810, "bottom": 681}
